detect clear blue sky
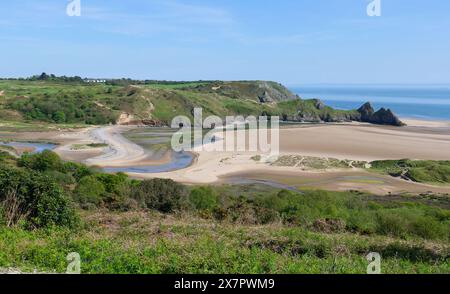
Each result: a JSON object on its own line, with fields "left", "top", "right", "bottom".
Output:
{"left": 1, "top": 0, "right": 449, "bottom": 85}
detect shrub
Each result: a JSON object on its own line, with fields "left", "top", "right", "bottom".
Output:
{"left": 375, "top": 211, "right": 409, "bottom": 238}
{"left": 346, "top": 210, "right": 377, "bottom": 235}
{"left": 73, "top": 176, "right": 106, "bottom": 208}
{"left": 43, "top": 170, "right": 75, "bottom": 187}
{"left": 132, "top": 179, "right": 187, "bottom": 213}
{"left": 95, "top": 173, "right": 129, "bottom": 195}
{"left": 28, "top": 175, "right": 78, "bottom": 228}
{"left": 410, "top": 216, "right": 448, "bottom": 240}
{"left": 63, "top": 162, "right": 96, "bottom": 181}
{"left": 189, "top": 186, "right": 219, "bottom": 211}
{"left": 18, "top": 150, "right": 64, "bottom": 172}
{"left": 93, "top": 173, "right": 133, "bottom": 210}
{"left": 0, "top": 166, "right": 78, "bottom": 228}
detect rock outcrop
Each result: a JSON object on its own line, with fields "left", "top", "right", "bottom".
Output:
{"left": 313, "top": 99, "right": 326, "bottom": 110}
{"left": 357, "top": 102, "right": 404, "bottom": 126}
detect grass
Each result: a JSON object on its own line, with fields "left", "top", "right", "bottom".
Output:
{"left": 271, "top": 155, "right": 368, "bottom": 170}
{"left": 0, "top": 79, "right": 361, "bottom": 126}
{"left": 71, "top": 143, "right": 108, "bottom": 150}
{"left": 0, "top": 210, "right": 448, "bottom": 274}
{"left": 370, "top": 159, "right": 450, "bottom": 184}
{"left": 0, "top": 120, "right": 88, "bottom": 132}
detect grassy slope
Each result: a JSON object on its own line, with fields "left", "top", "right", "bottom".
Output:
{"left": 371, "top": 160, "right": 450, "bottom": 184}
{"left": 0, "top": 80, "right": 358, "bottom": 125}
{"left": 0, "top": 209, "right": 448, "bottom": 274}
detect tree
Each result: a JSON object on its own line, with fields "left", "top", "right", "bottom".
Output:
{"left": 132, "top": 179, "right": 186, "bottom": 213}
{"left": 38, "top": 72, "right": 49, "bottom": 80}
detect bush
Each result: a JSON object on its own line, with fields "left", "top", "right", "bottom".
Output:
{"left": 410, "top": 216, "right": 448, "bottom": 240}
{"left": 18, "top": 150, "right": 64, "bottom": 172}
{"left": 73, "top": 176, "right": 106, "bottom": 208}
{"left": 93, "top": 173, "right": 133, "bottom": 210}
{"left": 63, "top": 162, "right": 96, "bottom": 181}
{"left": 189, "top": 186, "right": 219, "bottom": 211}
{"left": 0, "top": 166, "right": 78, "bottom": 228}
{"left": 346, "top": 210, "right": 377, "bottom": 235}
{"left": 375, "top": 211, "right": 409, "bottom": 238}
{"left": 132, "top": 179, "right": 187, "bottom": 213}
{"left": 43, "top": 170, "right": 75, "bottom": 187}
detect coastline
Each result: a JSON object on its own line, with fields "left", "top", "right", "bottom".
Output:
{"left": 400, "top": 117, "right": 450, "bottom": 128}
{"left": 6, "top": 117, "right": 448, "bottom": 194}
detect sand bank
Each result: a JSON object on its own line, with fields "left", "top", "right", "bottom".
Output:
{"left": 8, "top": 119, "right": 448, "bottom": 194}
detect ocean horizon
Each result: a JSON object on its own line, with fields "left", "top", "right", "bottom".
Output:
{"left": 290, "top": 85, "right": 450, "bottom": 121}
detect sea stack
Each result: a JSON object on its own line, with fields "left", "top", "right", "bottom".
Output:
{"left": 357, "top": 102, "right": 404, "bottom": 126}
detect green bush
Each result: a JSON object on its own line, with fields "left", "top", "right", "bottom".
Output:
{"left": 132, "top": 179, "right": 187, "bottom": 213}
{"left": 189, "top": 186, "right": 219, "bottom": 211}
{"left": 346, "top": 210, "right": 377, "bottom": 234}
{"left": 375, "top": 210, "right": 411, "bottom": 238}
{"left": 18, "top": 150, "right": 64, "bottom": 172}
{"left": 0, "top": 165, "right": 78, "bottom": 229}
{"left": 410, "top": 216, "right": 448, "bottom": 240}
{"left": 63, "top": 162, "right": 96, "bottom": 181}
{"left": 73, "top": 176, "right": 106, "bottom": 208}
{"left": 43, "top": 170, "right": 75, "bottom": 187}
{"left": 93, "top": 173, "right": 134, "bottom": 210}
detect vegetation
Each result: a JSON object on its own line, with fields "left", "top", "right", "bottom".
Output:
{"left": 0, "top": 164, "right": 78, "bottom": 229}
{"left": 371, "top": 159, "right": 450, "bottom": 184}
{"left": 1, "top": 211, "right": 448, "bottom": 274}
{"left": 0, "top": 74, "right": 363, "bottom": 126}
{"left": 0, "top": 151, "right": 448, "bottom": 273}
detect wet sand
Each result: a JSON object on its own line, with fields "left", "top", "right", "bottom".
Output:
{"left": 132, "top": 121, "right": 450, "bottom": 194}
{"left": 219, "top": 169, "right": 450, "bottom": 195}
{"left": 3, "top": 119, "right": 450, "bottom": 195}
{"left": 277, "top": 123, "right": 450, "bottom": 161}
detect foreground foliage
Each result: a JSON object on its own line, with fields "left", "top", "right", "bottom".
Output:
{"left": 0, "top": 211, "right": 448, "bottom": 274}
{"left": 0, "top": 151, "right": 448, "bottom": 273}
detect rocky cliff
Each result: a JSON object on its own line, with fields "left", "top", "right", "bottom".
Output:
{"left": 357, "top": 102, "right": 404, "bottom": 126}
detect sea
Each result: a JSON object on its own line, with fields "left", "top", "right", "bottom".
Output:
{"left": 290, "top": 85, "right": 450, "bottom": 121}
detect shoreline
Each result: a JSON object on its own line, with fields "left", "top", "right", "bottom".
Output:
{"left": 400, "top": 117, "right": 450, "bottom": 128}
{"left": 3, "top": 117, "right": 449, "bottom": 194}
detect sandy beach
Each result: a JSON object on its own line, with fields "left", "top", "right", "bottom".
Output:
{"left": 8, "top": 118, "right": 448, "bottom": 194}
{"left": 128, "top": 120, "right": 450, "bottom": 193}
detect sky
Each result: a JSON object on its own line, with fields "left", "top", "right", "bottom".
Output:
{"left": 0, "top": 0, "right": 449, "bottom": 85}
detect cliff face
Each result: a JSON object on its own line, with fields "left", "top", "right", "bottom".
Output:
{"left": 357, "top": 102, "right": 404, "bottom": 126}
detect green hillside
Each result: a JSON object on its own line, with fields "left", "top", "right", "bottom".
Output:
{"left": 0, "top": 74, "right": 401, "bottom": 126}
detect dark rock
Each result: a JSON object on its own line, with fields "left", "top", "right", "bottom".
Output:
{"left": 357, "top": 102, "right": 404, "bottom": 126}
{"left": 258, "top": 91, "right": 274, "bottom": 103}
{"left": 357, "top": 102, "right": 375, "bottom": 121}
{"left": 313, "top": 99, "right": 326, "bottom": 110}
{"left": 371, "top": 108, "right": 405, "bottom": 126}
